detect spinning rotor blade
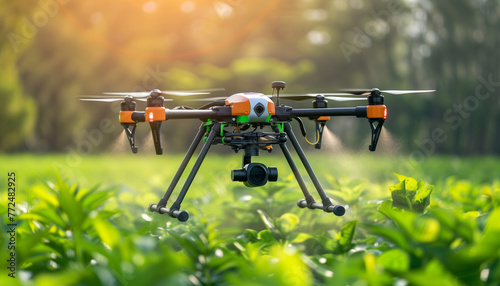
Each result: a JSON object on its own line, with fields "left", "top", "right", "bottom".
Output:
{"left": 186, "top": 96, "right": 228, "bottom": 101}
{"left": 80, "top": 94, "right": 127, "bottom": 98}
{"left": 273, "top": 94, "right": 313, "bottom": 101}
{"left": 162, "top": 88, "right": 225, "bottom": 96}
{"left": 324, "top": 96, "right": 366, "bottom": 102}
{"left": 269, "top": 93, "right": 359, "bottom": 101}
{"left": 79, "top": 98, "right": 125, "bottom": 102}
{"left": 103, "top": 92, "right": 150, "bottom": 97}
{"left": 335, "top": 89, "right": 435, "bottom": 95}
{"left": 103, "top": 88, "right": 225, "bottom": 98}
{"left": 135, "top": 98, "right": 174, "bottom": 102}
{"left": 379, "top": 89, "right": 435, "bottom": 95}
{"left": 79, "top": 97, "right": 173, "bottom": 102}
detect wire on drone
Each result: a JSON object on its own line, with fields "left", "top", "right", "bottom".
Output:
{"left": 304, "top": 129, "right": 320, "bottom": 145}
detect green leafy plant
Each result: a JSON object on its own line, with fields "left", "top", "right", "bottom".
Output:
{"left": 2, "top": 155, "right": 500, "bottom": 285}
{"left": 390, "top": 173, "right": 433, "bottom": 213}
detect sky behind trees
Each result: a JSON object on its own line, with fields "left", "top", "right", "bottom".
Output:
{"left": 1, "top": 0, "right": 499, "bottom": 154}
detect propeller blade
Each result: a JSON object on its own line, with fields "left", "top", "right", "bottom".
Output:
{"left": 80, "top": 98, "right": 124, "bottom": 102}
{"left": 80, "top": 95, "right": 128, "bottom": 98}
{"left": 186, "top": 96, "right": 228, "bottom": 101}
{"left": 161, "top": 91, "right": 211, "bottom": 96}
{"left": 320, "top": 92, "right": 362, "bottom": 96}
{"left": 269, "top": 93, "right": 358, "bottom": 101}
{"left": 324, "top": 96, "right": 366, "bottom": 102}
{"left": 335, "top": 88, "right": 435, "bottom": 95}
{"left": 335, "top": 89, "right": 372, "bottom": 95}
{"left": 380, "top": 89, "right": 435, "bottom": 95}
{"left": 271, "top": 94, "right": 316, "bottom": 101}
{"left": 136, "top": 98, "right": 173, "bottom": 102}
{"left": 103, "top": 92, "right": 150, "bottom": 97}
{"left": 161, "top": 88, "right": 225, "bottom": 95}
{"left": 103, "top": 88, "right": 225, "bottom": 97}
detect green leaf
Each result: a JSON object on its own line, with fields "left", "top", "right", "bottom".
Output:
{"left": 57, "top": 182, "right": 86, "bottom": 227}
{"left": 277, "top": 213, "right": 300, "bottom": 234}
{"left": 379, "top": 200, "right": 419, "bottom": 236}
{"left": 403, "top": 259, "right": 457, "bottom": 285}
{"left": 362, "top": 223, "right": 412, "bottom": 252}
{"left": 393, "top": 173, "right": 407, "bottom": 182}
{"left": 82, "top": 189, "right": 113, "bottom": 212}
{"left": 32, "top": 185, "right": 59, "bottom": 207}
{"left": 376, "top": 248, "right": 410, "bottom": 272}
{"left": 390, "top": 174, "right": 433, "bottom": 214}
{"left": 289, "top": 233, "right": 312, "bottom": 244}
{"left": 479, "top": 208, "right": 500, "bottom": 251}
{"left": 338, "top": 220, "right": 357, "bottom": 251}
{"left": 257, "top": 229, "right": 276, "bottom": 244}
{"left": 257, "top": 209, "right": 280, "bottom": 240}
{"left": 93, "top": 218, "right": 121, "bottom": 248}
{"left": 412, "top": 216, "right": 440, "bottom": 243}
{"left": 243, "top": 229, "right": 259, "bottom": 242}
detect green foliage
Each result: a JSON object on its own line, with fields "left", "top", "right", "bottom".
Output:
{"left": 1, "top": 155, "right": 500, "bottom": 285}
{"left": 0, "top": 1, "right": 36, "bottom": 150}
{"left": 390, "top": 173, "right": 433, "bottom": 213}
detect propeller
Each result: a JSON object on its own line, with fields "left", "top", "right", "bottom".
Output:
{"left": 185, "top": 96, "right": 228, "bottom": 101}
{"left": 79, "top": 88, "right": 225, "bottom": 103}
{"left": 333, "top": 88, "right": 435, "bottom": 96}
{"left": 102, "top": 88, "right": 225, "bottom": 98}
{"left": 79, "top": 97, "right": 173, "bottom": 102}
{"left": 271, "top": 93, "right": 364, "bottom": 102}
{"left": 185, "top": 93, "right": 368, "bottom": 102}
{"left": 274, "top": 88, "right": 435, "bottom": 101}
{"left": 80, "top": 98, "right": 127, "bottom": 102}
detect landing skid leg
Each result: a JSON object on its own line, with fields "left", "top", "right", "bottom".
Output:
{"left": 149, "top": 123, "right": 220, "bottom": 221}
{"left": 155, "top": 123, "right": 206, "bottom": 209}
{"left": 283, "top": 122, "right": 345, "bottom": 216}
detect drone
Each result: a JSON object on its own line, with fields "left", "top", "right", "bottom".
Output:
{"left": 80, "top": 82, "right": 434, "bottom": 222}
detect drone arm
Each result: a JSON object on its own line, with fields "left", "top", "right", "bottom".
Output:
{"left": 120, "top": 109, "right": 229, "bottom": 123}
{"left": 289, "top": 105, "right": 387, "bottom": 151}
{"left": 165, "top": 109, "right": 219, "bottom": 120}
{"left": 290, "top": 106, "right": 367, "bottom": 118}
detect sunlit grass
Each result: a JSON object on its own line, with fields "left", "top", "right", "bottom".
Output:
{"left": 1, "top": 154, "right": 499, "bottom": 285}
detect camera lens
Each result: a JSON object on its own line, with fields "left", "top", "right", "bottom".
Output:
{"left": 267, "top": 167, "right": 278, "bottom": 182}
{"left": 231, "top": 168, "right": 247, "bottom": 182}
{"left": 231, "top": 163, "right": 279, "bottom": 187}
{"left": 248, "top": 164, "right": 268, "bottom": 186}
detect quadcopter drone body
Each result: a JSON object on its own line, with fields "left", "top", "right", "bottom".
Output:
{"left": 81, "top": 82, "right": 433, "bottom": 222}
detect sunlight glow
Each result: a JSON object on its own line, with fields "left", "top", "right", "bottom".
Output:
{"left": 307, "top": 30, "right": 330, "bottom": 45}
{"left": 142, "top": 1, "right": 158, "bottom": 14}
{"left": 214, "top": 1, "right": 234, "bottom": 19}
{"left": 181, "top": 1, "right": 196, "bottom": 13}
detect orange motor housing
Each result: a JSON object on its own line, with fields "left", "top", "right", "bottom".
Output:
{"left": 119, "top": 111, "right": 135, "bottom": 123}
{"left": 367, "top": 105, "right": 387, "bottom": 119}
{"left": 145, "top": 107, "right": 166, "bottom": 122}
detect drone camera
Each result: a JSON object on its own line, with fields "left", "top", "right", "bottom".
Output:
{"left": 231, "top": 163, "right": 278, "bottom": 187}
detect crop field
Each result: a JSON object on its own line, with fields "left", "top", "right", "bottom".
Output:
{"left": 1, "top": 153, "right": 500, "bottom": 285}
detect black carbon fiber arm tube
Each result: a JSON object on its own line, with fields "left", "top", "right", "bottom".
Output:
{"left": 290, "top": 106, "right": 367, "bottom": 118}
{"left": 165, "top": 109, "right": 218, "bottom": 119}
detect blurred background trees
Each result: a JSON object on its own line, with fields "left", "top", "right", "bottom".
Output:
{"left": 1, "top": 0, "right": 499, "bottom": 154}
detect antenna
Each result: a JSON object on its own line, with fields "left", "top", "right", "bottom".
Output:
{"left": 271, "top": 81, "right": 286, "bottom": 106}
